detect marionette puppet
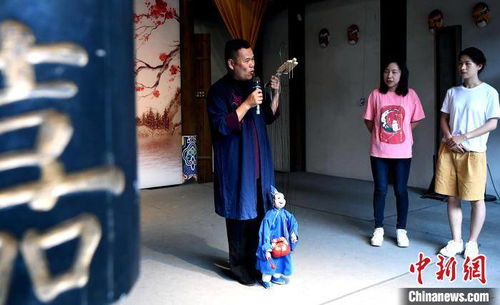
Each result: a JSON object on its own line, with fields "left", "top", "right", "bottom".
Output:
{"left": 256, "top": 186, "right": 299, "bottom": 289}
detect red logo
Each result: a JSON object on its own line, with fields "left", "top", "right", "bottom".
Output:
{"left": 379, "top": 105, "right": 405, "bottom": 144}
{"left": 409, "top": 253, "right": 487, "bottom": 285}
{"left": 436, "top": 255, "right": 457, "bottom": 282}
{"left": 409, "top": 252, "right": 432, "bottom": 284}
{"left": 463, "top": 255, "right": 487, "bottom": 284}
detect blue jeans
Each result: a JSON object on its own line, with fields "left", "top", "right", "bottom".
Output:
{"left": 370, "top": 157, "right": 412, "bottom": 229}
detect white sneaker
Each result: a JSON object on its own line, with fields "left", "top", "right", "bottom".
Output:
{"left": 439, "top": 240, "right": 464, "bottom": 257}
{"left": 371, "top": 228, "right": 384, "bottom": 247}
{"left": 396, "top": 229, "right": 409, "bottom": 247}
{"left": 464, "top": 241, "right": 479, "bottom": 259}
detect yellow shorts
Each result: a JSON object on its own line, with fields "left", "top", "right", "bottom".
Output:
{"left": 435, "top": 144, "right": 486, "bottom": 201}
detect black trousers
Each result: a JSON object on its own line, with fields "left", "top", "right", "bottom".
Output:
{"left": 225, "top": 181, "right": 264, "bottom": 281}
{"left": 225, "top": 217, "right": 261, "bottom": 280}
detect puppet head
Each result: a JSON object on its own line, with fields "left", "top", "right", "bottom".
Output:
{"left": 428, "top": 9, "right": 444, "bottom": 33}
{"left": 270, "top": 185, "right": 286, "bottom": 209}
{"left": 347, "top": 24, "right": 359, "bottom": 45}
{"left": 473, "top": 2, "right": 490, "bottom": 28}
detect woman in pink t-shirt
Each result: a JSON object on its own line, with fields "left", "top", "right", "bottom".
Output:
{"left": 363, "top": 59, "right": 425, "bottom": 248}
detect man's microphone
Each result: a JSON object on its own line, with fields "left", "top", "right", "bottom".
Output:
{"left": 252, "top": 76, "right": 261, "bottom": 115}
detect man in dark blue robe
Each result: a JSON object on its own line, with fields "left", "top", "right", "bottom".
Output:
{"left": 207, "top": 39, "right": 280, "bottom": 285}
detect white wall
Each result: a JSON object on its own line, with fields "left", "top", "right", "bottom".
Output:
{"left": 408, "top": 0, "right": 500, "bottom": 194}
{"left": 305, "top": 0, "right": 380, "bottom": 182}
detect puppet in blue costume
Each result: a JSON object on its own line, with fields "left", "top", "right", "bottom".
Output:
{"left": 256, "top": 186, "right": 299, "bottom": 289}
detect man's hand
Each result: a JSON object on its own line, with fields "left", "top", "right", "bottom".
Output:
{"left": 291, "top": 232, "right": 298, "bottom": 243}
{"left": 265, "top": 251, "right": 271, "bottom": 259}
{"left": 270, "top": 75, "right": 280, "bottom": 92}
{"left": 244, "top": 88, "right": 263, "bottom": 108}
{"left": 269, "top": 75, "right": 281, "bottom": 115}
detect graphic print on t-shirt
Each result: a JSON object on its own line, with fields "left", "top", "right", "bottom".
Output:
{"left": 379, "top": 105, "right": 405, "bottom": 144}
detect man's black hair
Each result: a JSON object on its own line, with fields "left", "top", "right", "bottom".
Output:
{"left": 224, "top": 39, "right": 251, "bottom": 65}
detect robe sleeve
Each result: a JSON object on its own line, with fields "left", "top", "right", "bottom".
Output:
{"left": 284, "top": 210, "right": 299, "bottom": 251}
{"left": 207, "top": 85, "right": 241, "bottom": 136}
{"left": 257, "top": 214, "right": 273, "bottom": 259}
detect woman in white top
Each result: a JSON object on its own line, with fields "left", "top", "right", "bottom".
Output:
{"left": 435, "top": 47, "right": 500, "bottom": 259}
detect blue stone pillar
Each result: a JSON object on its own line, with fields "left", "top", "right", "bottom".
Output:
{"left": 0, "top": 1, "right": 139, "bottom": 304}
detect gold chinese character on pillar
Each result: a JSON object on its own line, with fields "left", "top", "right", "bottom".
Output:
{"left": 0, "top": 20, "right": 88, "bottom": 105}
{"left": 0, "top": 20, "right": 127, "bottom": 304}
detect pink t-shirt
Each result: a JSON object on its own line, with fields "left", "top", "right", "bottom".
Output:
{"left": 363, "top": 88, "right": 425, "bottom": 158}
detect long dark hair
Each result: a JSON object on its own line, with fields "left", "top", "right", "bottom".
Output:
{"left": 379, "top": 59, "right": 409, "bottom": 96}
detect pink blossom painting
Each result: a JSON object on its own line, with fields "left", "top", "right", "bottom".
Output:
{"left": 134, "top": 0, "right": 182, "bottom": 188}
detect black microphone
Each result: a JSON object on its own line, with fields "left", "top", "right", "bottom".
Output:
{"left": 252, "top": 76, "right": 261, "bottom": 115}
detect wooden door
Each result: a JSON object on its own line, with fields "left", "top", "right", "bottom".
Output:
{"left": 194, "top": 33, "right": 213, "bottom": 183}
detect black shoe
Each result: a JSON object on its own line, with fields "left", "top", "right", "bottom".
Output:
{"left": 237, "top": 275, "right": 256, "bottom": 286}
{"left": 231, "top": 266, "right": 256, "bottom": 286}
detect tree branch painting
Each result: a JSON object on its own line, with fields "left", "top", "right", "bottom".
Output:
{"left": 134, "top": 0, "right": 181, "bottom": 131}
{"left": 134, "top": 0, "right": 182, "bottom": 188}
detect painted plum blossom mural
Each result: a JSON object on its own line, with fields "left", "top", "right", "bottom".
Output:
{"left": 134, "top": 0, "right": 182, "bottom": 188}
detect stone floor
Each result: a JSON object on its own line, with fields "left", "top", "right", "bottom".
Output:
{"left": 120, "top": 172, "right": 499, "bottom": 305}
